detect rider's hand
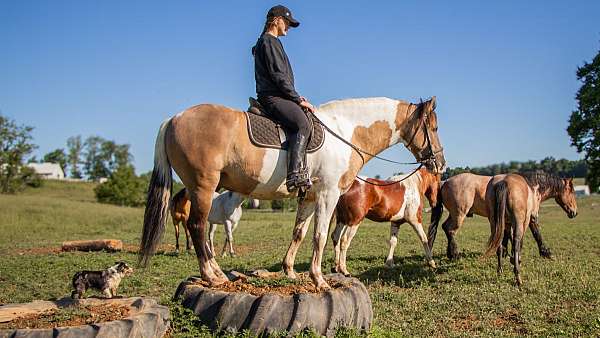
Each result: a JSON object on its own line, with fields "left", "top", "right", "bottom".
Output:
{"left": 299, "top": 99, "right": 316, "bottom": 113}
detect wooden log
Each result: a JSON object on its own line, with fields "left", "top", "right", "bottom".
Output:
{"left": 61, "top": 239, "right": 123, "bottom": 252}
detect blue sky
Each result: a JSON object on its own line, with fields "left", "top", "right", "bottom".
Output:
{"left": 1, "top": 1, "right": 599, "bottom": 178}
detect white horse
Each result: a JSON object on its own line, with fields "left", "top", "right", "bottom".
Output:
{"left": 208, "top": 191, "right": 245, "bottom": 257}
{"left": 141, "top": 96, "right": 446, "bottom": 289}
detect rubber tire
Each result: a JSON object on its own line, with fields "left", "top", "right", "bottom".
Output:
{"left": 173, "top": 273, "right": 372, "bottom": 337}
{"left": 0, "top": 297, "right": 169, "bottom": 338}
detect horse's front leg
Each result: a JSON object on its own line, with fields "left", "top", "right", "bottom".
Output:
{"left": 385, "top": 222, "right": 401, "bottom": 267}
{"left": 513, "top": 223, "right": 524, "bottom": 288}
{"left": 310, "top": 189, "right": 340, "bottom": 290}
{"left": 282, "top": 200, "right": 316, "bottom": 279}
{"left": 408, "top": 219, "right": 436, "bottom": 268}
{"left": 529, "top": 220, "right": 552, "bottom": 259}
{"left": 174, "top": 220, "right": 180, "bottom": 255}
{"left": 223, "top": 220, "right": 236, "bottom": 257}
{"left": 208, "top": 223, "right": 217, "bottom": 257}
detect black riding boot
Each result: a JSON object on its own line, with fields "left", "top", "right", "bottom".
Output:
{"left": 286, "top": 133, "right": 312, "bottom": 193}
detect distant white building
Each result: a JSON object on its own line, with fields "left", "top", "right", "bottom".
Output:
{"left": 574, "top": 185, "right": 591, "bottom": 197}
{"left": 27, "top": 162, "right": 65, "bottom": 180}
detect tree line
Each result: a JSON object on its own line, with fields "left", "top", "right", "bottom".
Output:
{"left": 29, "top": 135, "right": 133, "bottom": 181}
{"left": 442, "top": 157, "right": 588, "bottom": 181}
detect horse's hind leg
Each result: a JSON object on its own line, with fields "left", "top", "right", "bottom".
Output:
{"left": 224, "top": 220, "right": 236, "bottom": 257}
{"left": 385, "top": 222, "right": 401, "bottom": 267}
{"left": 338, "top": 225, "right": 359, "bottom": 276}
{"left": 188, "top": 185, "right": 228, "bottom": 285}
{"left": 331, "top": 223, "right": 347, "bottom": 273}
{"left": 513, "top": 222, "right": 525, "bottom": 287}
{"left": 282, "top": 200, "right": 316, "bottom": 279}
{"left": 443, "top": 213, "right": 464, "bottom": 260}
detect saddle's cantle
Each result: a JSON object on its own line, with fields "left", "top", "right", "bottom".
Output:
{"left": 244, "top": 98, "right": 325, "bottom": 153}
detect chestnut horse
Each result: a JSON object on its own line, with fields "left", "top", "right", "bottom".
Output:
{"left": 170, "top": 188, "right": 192, "bottom": 254}
{"left": 428, "top": 172, "right": 577, "bottom": 260}
{"left": 331, "top": 168, "right": 440, "bottom": 276}
{"left": 140, "top": 97, "right": 446, "bottom": 289}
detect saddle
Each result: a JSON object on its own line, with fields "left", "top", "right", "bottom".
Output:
{"left": 244, "top": 98, "right": 325, "bottom": 153}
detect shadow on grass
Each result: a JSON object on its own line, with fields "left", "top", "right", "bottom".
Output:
{"left": 353, "top": 254, "right": 450, "bottom": 287}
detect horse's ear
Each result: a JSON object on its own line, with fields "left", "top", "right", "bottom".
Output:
{"left": 430, "top": 96, "right": 437, "bottom": 111}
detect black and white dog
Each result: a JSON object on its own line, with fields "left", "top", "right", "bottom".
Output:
{"left": 71, "top": 261, "right": 134, "bottom": 299}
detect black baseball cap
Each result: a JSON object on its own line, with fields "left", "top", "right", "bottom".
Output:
{"left": 267, "top": 5, "right": 300, "bottom": 27}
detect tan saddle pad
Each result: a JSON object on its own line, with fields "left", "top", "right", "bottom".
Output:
{"left": 244, "top": 98, "right": 325, "bottom": 153}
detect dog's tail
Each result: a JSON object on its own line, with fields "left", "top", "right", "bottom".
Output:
{"left": 427, "top": 184, "right": 444, "bottom": 250}
{"left": 139, "top": 118, "right": 173, "bottom": 267}
{"left": 484, "top": 180, "right": 508, "bottom": 257}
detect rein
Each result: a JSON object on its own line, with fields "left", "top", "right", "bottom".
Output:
{"left": 305, "top": 101, "right": 439, "bottom": 187}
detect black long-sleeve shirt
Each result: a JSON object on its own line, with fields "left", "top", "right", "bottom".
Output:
{"left": 254, "top": 34, "right": 302, "bottom": 104}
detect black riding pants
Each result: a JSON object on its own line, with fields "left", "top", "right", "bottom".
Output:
{"left": 257, "top": 96, "right": 311, "bottom": 139}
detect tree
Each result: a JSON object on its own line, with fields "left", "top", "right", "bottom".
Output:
{"left": 67, "top": 135, "right": 83, "bottom": 178}
{"left": 568, "top": 48, "right": 600, "bottom": 192}
{"left": 83, "top": 136, "right": 108, "bottom": 180}
{"left": 94, "top": 164, "right": 146, "bottom": 207}
{"left": 43, "top": 148, "right": 67, "bottom": 173}
{"left": 0, "top": 114, "right": 38, "bottom": 193}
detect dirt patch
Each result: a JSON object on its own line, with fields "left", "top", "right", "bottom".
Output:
{"left": 449, "top": 314, "right": 479, "bottom": 333}
{"left": 0, "top": 303, "right": 130, "bottom": 330}
{"left": 190, "top": 273, "right": 351, "bottom": 296}
{"left": 123, "top": 243, "right": 175, "bottom": 254}
{"left": 14, "top": 247, "right": 62, "bottom": 256}
{"left": 493, "top": 308, "right": 528, "bottom": 335}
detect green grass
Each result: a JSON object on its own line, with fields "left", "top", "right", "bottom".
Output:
{"left": 1, "top": 181, "right": 599, "bottom": 337}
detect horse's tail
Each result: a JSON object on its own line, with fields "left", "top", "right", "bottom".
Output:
{"left": 139, "top": 118, "right": 173, "bottom": 267}
{"left": 427, "top": 185, "right": 444, "bottom": 250}
{"left": 484, "top": 180, "right": 508, "bottom": 257}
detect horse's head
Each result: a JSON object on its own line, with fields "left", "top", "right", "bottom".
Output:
{"left": 404, "top": 97, "right": 446, "bottom": 174}
{"left": 420, "top": 168, "right": 441, "bottom": 208}
{"left": 556, "top": 178, "right": 577, "bottom": 218}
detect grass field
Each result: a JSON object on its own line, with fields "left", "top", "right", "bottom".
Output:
{"left": 1, "top": 180, "right": 599, "bottom": 337}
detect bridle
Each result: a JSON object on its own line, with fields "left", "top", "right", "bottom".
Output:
{"left": 404, "top": 102, "right": 444, "bottom": 172}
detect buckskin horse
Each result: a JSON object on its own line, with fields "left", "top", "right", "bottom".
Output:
{"left": 330, "top": 168, "right": 440, "bottom": 276}
{"left": 140, "top": 96, "right": 446, "bottom": 289}
{"left": 428, "top": 171, "right": 577, "bottom": 261}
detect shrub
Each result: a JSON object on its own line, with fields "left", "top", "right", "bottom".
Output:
{"left": 94, "top": 165, "right": 145, "bottom": 207}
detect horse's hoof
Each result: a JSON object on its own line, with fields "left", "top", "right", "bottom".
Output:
{"left": 427, "top": 260, "right": 437, "bottom": 269}
{"left": 315, "top": 281, "right": 331, "bottom": 291}
{"left": 284, "top": 270, "right": 297, "bottom": 280}
{"left": 384, "top": 260, "right": 395, "bottom": 268}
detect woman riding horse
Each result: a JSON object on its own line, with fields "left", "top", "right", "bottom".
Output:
{"left": 253, "top": 5, "right": 316, "bottom": 192}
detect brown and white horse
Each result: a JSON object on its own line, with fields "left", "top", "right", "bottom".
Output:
{"left": 331, "top": 168, "right": 440, "bottom": 276}
{"left": 428, "top": 172, "right": 577, "bottom": 260}
{"left": 140, "top": 96, "right": 446, "bottom": 289}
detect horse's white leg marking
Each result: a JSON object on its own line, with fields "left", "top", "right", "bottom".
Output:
{"left": 409, "top": 220, "right": 436, "bottom": 268}
{"left": 282, "top": 200, "right": 316, "bottom": 279}
{"left": 385, "top": 223, "right": 400, "bottom": 267}
{"left": 331, "top": 223, "right": 347, "bottom": 273}
{"left": 310, "top": 189, "right": 341, "bottom": 289}
{"left": 339, "top": 225, "right": 358, "bottom": 276}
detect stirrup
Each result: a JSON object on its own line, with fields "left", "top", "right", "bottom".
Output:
{"left": 286, "top": 170, "right": 312, "bottom": 193}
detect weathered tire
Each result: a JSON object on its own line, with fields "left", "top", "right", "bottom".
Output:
{"left": 0, "top": 297, "right": 169, "bottom": 338}
{"left": 173, "top": 273, "right": 372, "bottom": 337}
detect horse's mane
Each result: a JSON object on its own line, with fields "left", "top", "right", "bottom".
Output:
{"left": 317, "top": 97, "right": 409, "bottom": 114}
{"left": 519, "top": 170, "right": 564, "bottom": 195}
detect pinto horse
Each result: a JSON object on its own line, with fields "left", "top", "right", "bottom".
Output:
{"left": 140, "top": 97, "right": 446, "bottom": 289}
{"left": 330, "top": 168, "right": 440, "bottom": 276}
{"left": 428, "top": 172, "right": 577, "bottom": 261}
